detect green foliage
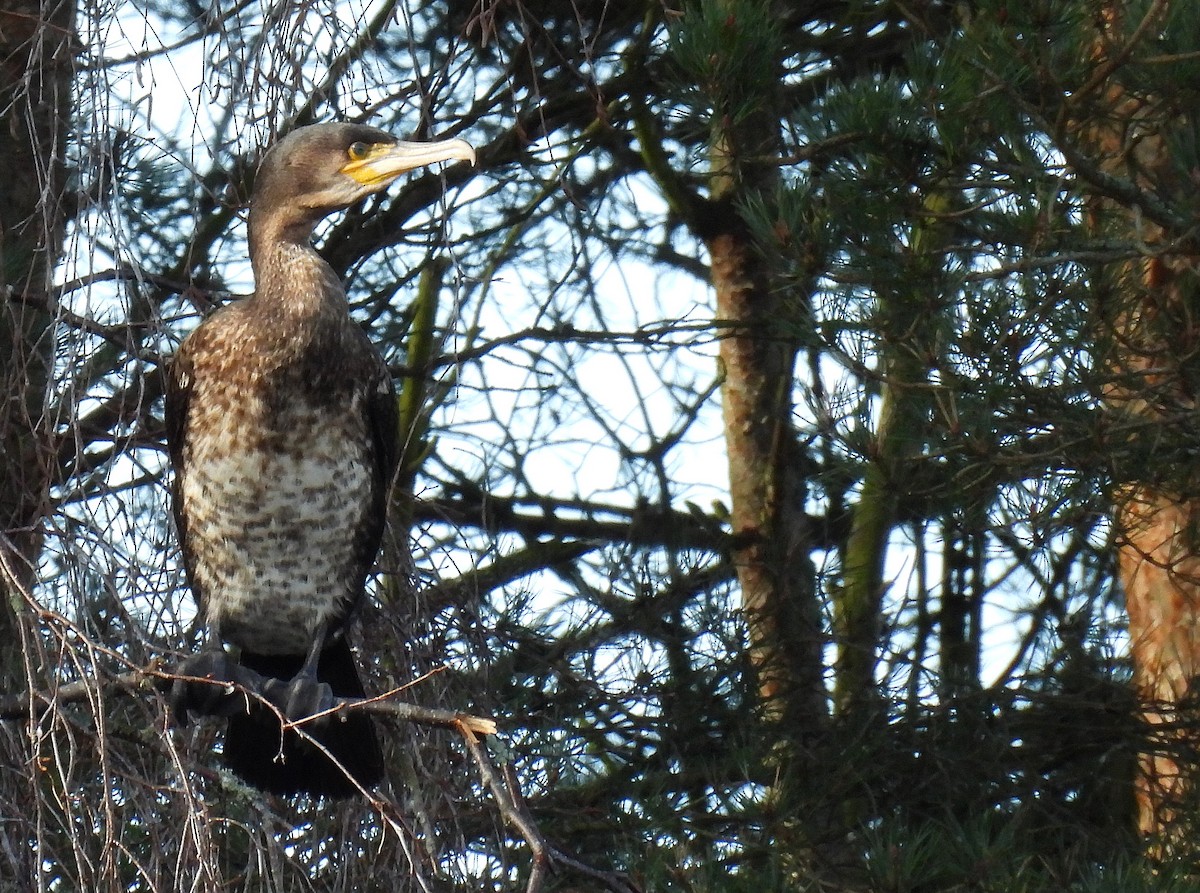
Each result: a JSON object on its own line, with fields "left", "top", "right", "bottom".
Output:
{"left": 12, "top": 0, "right": 1200, "bottom": 888}
{"left": 667, "top": 0, "right": 785, "bottom": 126}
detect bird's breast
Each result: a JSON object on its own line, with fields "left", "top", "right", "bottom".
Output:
{"left": 180, "top": 374, "right": 378, "bottom": 655}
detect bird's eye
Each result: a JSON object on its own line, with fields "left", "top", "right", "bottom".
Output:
{"left": 347, "top": 141, "right": 371, "bottom": 161}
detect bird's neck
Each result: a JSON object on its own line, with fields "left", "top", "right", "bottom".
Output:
{"left": 248, "top": 222, "right": 347, "bottom": 322}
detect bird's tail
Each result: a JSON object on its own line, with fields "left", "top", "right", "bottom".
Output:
{"left": 223, "top": 638, "right": 383, "bottom": 798}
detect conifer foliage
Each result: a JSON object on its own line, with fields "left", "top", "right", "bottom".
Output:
{"left": 6, "top": 0, "right": 1200, "bottom": 888}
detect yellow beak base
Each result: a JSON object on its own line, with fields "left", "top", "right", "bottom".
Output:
{"left": 341, "top": 138, "right": 476, "bottom": 187}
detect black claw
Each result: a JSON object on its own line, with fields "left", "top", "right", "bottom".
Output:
{"left": 260, "top": 675, "right": 337, "bottom": 725}
{"left": 162, "top": 652, "right": 262, "bottom": 725}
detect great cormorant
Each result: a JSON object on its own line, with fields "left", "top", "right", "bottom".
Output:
{"left": 165, "top": 122, "right": 475, "bottom": 797}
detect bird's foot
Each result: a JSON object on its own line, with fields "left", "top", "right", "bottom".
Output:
{"left": 161, "top": 652, "right": 262, "bottom": 726}
{"left": 258, "top": 675, "right": 337, "bottom": 726}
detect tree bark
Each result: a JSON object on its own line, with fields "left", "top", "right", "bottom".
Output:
{"left": 1081, "top": 0, "right": 1199, "bottom": 843}
{"left": 0, "top": 5, "right": 74, "bottom": 884}
{"left": 707, "top": 104, "right": 826, "bottom": 733}
{"left": 834, "top": 187, "right": 951, "bottom": 712}
{"left": 709, "top": 223, "right": 826, "bottom": 732}
{"left": 0, "top": 0, "right": 75, "bottom": 633}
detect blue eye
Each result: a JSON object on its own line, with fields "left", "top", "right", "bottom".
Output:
{"left": 348, "top": 141, "right": 371, "bottom": 161}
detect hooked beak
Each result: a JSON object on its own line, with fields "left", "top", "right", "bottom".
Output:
{"left": 341, "top": 137, "right": 476, "bottom": 187}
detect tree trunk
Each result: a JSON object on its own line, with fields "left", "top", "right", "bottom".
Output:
{"left": 0, "top": 0, "right": 75, "bottom": 637}
{"left": 0, "top": 4, "right": 74, "bottom": 884}
{"left": 834, "top": 187, "right": 951, "bottom": 713}
{"left": 706, "top": 91, "right": 827, "bottom": 734}
{"left": 1082, "top": 0, "right": 1200, "bottom": 843}
{"left": 709, "top": 222, "right": 826, "bottom": 733}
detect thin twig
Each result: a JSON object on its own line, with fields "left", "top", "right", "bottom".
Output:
{"left": 456, "top": 720, "right": 641, "bottom": 893}
{"left": 0, "top": 663, "right": 496, "bottom": 734}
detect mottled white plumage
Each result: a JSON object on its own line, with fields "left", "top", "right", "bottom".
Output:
{"left": 179, "top": 422, "right": 373, "bottom": 654}
{"left": 169, "top": 238, "right": 391, "bottom": 659}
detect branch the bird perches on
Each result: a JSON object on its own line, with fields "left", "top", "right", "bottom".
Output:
{"left": 0, "top": 664, "right": 638, "bottom": 893}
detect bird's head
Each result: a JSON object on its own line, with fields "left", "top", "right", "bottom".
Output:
{"left": 250, "top": 122, "right": 475, "bottom": 236}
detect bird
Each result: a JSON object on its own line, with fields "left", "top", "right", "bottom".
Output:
{"left": 164, "top": 122, "right": 475, "bottom": 797}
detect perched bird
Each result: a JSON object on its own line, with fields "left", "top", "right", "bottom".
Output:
{"left": 165, "top": 123, "right": 475, "bottom": 797}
